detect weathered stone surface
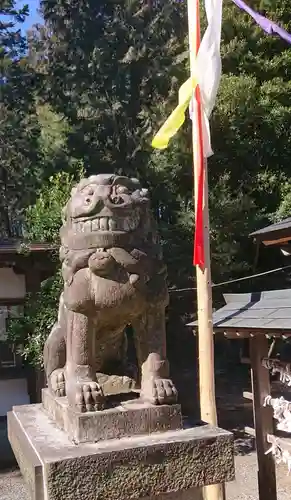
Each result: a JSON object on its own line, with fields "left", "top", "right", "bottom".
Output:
{"left": 8, "top": 404, "right": 234, "bottom": 500}
{"left": 144, "top": 490, "right": 202, "bottom": 499}
{"left": 42, "top": 388, "right": 182, "bottom": 444}
{"left": 43, "top": 174, "right": 178, "bottom": 416}
{"left": 8, "top": 406, "right": 43, "bottom": 500}
{"left": 96, "top": 372, "right": 137, "bottom": 395}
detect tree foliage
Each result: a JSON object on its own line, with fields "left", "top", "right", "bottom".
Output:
{"left": 8, "top": 170, "right": 83, "bottom": 366}
{"left": 29, "top": 0, "right": 291, "bottom": 281}
{"left": 24, "top": 169, "right": 83, "bottom": 242}
{"left": 36, "top": 0, "right": 188, "bottom": 175}
{"left": 5, "top": 0, "right": 291, "bottom": 365}
{"left": 0, "top": 1, "right": 42, "bottom": 236}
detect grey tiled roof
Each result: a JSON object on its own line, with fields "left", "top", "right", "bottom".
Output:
{"left": 250, "top": 217, "right": 291, "bottom": 239}
{"left": 188, "top": 289, "right": 291, "bottom": 331}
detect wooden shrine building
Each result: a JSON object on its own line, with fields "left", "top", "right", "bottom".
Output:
{"left": 250, "top": 217, "right": 291, "bottom": 250}
{"left": 250, "top": 217, "right": 291, "bottom": 268}
{"left": 188, "top": 288, "right": 291, "bottom": 500}
{"left": 0, "top": 239, "right": 56, "bottom": 467}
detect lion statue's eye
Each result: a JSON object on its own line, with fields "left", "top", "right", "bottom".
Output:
{"left": 81, "top": 187, "right": 95, "bottom": 204}
{"left": 116, "top": 185, "right": 130, "bottom": 195}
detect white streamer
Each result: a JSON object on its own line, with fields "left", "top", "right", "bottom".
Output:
{"left": 264, "top": 396, "right": 291, "bottom": 433}
{"left": 190, "top": 0, "right": 223, "bottom": 157}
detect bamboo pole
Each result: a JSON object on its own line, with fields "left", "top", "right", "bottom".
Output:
{"left": 186, "top": 1, "right": 225, "bottom": 500}
{"left": 196, "top": 163, "right": 225, "bottom": 500}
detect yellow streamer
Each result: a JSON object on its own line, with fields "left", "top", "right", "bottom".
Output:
{"left": 151, "top": 76, "right": 198, "bottom": 150}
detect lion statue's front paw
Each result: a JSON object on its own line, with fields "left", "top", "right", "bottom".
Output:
{"left": 68, "top": 380, "right": 105, "bottom": 412}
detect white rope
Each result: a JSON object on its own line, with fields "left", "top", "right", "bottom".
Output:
{"left": 169, "top": 264, "right": 291, "bottom": 293}
{"left": 262, "top": 358, "right": 291, "bottom": 387}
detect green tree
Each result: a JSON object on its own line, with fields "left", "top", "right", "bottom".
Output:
{"left": 0, "top": 1, "right": 28, "bottom": 61}
{"left": 7, "top": 170, "right": 83, "bottom": 366}
{"left": 209, "top": 0, "right": 291, "bottom": 267}
{"left": 30, "top": 0, "right": 291, "bottom": 291}
{"left": 149, "top": 0, "right": 291, "bottom": 289}
{"left": 33, "top": 0, "right": 187, "bottom": 176}
{"left": 36, "top": 103, "right": 83, "bottom": 178}
{"left": 0, "top": 1, "right": 43, "bottom": 236}
{"left": 8, "top": 0, "right": 291, "bottom": 368}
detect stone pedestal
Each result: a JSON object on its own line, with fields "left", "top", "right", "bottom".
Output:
{"left": 42, "top": 389, "right": 182, "bottom": 444}
{"left": 8, "top": 403, "right": 234, "bottom": 500}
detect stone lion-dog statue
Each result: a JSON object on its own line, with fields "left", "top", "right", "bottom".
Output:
{"left": 44, "top": 174, "right": 177, "bottom": 412}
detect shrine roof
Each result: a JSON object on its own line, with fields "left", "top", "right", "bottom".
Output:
{"left": 0, "top": 240, "right": 56, "bottom": 254}
{"left": 250, "top": 217, "right": 291, "bottom": 246}
{"left": 188, "top": 289, "right": 291, "bottom": 337}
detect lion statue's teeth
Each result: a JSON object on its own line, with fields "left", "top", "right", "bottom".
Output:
{"left": 108, "top": 219, "right": 117, "bottom": 231}
{"left": 73, "top": 214, "right": 139, "bottom": 234}
{"left": 99, "top": 217, "right": 107, "bottom": 230}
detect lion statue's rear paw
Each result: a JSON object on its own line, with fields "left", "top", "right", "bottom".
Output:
{"left": 141, "top": 377, "right": 178, "bottom": 405}
{"left": 49, "top": 369, "right": 66, "bottom": 397}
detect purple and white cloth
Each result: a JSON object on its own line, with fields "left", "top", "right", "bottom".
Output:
{"left": 232, "top": 0, "right": 291, "bottom": 45}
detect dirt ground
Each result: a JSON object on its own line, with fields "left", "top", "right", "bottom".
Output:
{"left": 227, "top": 454, "right": 290, "bottom": 500}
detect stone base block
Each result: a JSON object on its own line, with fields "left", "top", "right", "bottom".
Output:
{"left": 8, "top": 404, "right": 234, "bottom": 500}
{"left": 42, "top": 388, "right": 182, "bottom": 444}
{"left": 96, "top": 372, "right": 137, "bottom": 395}
{"left": 144, "top": 490, "right": 203, "bottom": 500}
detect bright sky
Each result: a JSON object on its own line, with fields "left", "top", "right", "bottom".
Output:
{"left": 17, "top": 0, "right": 41, "bottom": 31}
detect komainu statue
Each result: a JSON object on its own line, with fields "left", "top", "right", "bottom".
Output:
{"left": 44, "top": 174, "right": 177, "bottom": 412}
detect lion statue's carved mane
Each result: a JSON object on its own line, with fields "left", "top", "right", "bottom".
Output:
{"left": 44, "top": 174, "right": 177, "bottom": 412}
